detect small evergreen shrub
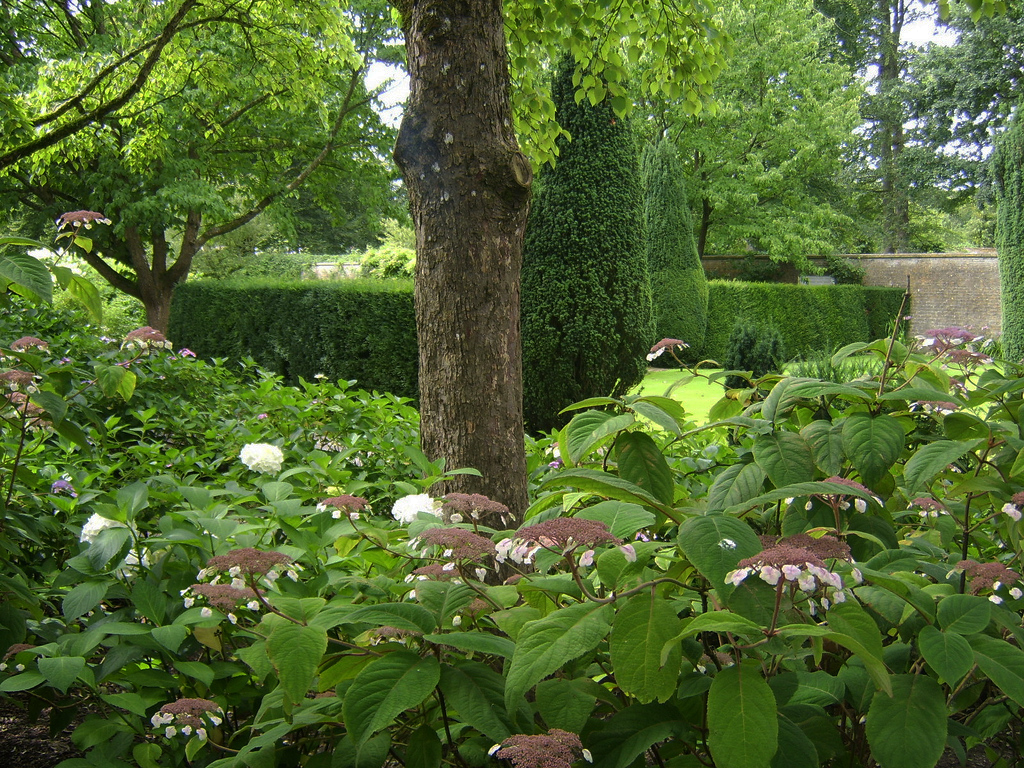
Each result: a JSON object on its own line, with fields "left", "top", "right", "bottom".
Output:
{"left": 723, "top": 320, "right": 786, "bottom": 388}
{"left": 824, "top": 253, "right": 866, "bottom": 284}
{"left": 788, "top": 346, "right": 882, "bottom": 383}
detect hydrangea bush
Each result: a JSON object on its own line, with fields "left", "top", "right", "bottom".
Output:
{"left": 3, "top": 303, "right": 1024, "bottom": 768}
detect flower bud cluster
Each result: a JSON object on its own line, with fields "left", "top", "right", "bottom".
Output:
{"left": 122, "top": 326, "right": 173, "bottom": 352}
{"left": 317, "top": 495, "right": 369, "bottom": 520}
{"left": 495, "top": 518, "right": 633, "bottom": 566}
{"left": 151, "top": 698, "right": 222, "bottom": 742}
{"left": 726, "top": 536, "right": 853, "bottom": 609}
{"left": 489, "top": 729, "right": 592, "bottom": 768}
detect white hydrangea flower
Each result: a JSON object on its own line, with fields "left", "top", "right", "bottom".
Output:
{"left": 240, "top": 443, "right": 284, "bottom": 474}
{"left": 79, "top": 512, "right": 127, "bottom": 544}
{"left": 391, "top": 493, "right": 441, "bottom": 524}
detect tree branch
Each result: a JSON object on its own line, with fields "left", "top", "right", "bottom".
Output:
{"left": 0, "top": 0, "right": 199, "bottom": 171}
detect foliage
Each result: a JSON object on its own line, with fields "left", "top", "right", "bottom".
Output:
{"left": 641, "top": 140, "right": 708, "bottom": 360}
{"left": 824, "top": 254, "right": 866, "bottom": 285}
{"left": 6, "top": 294, "right": 1024, "bottom": 768}
{"left": 649, "top": 0, "right": 861, "bottom": 263}
{"left": 703, "top": 281, "right": 907, "bottom": 363}
{"left": 994, "top": 114, "right": 1024, "bottom": 364}
{"left": 787, "top": 346, "right": 883, "bottom": 382}
{"left": 736, "top": 256, "right": 784, "bottom": 283}
{"left": 357, "top": 222, "right": 417, "bottom": 279}
{"left": 723, "top": 320, "right": 787, "bottom": 389}
{"left": 169, "top": 279, "right": 418, "bottom": 398}
{"left": 521, "top": 54, "right": 655, "bottom": 434}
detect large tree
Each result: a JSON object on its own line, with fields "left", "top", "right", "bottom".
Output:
{"left": 390, "top": 0, "right": 726, "bottom": 523}
{"left": 1, "top": 0, "right": 399, "bottom": 330}
{"left": 650, "top": 0, "right": 862, "bottom": 263}
{"left": 520, "top": 53, "right": 654, "bottom": 434}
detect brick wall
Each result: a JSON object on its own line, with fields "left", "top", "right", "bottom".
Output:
{"left": 701, "top": 252, "right": 1001, "bottom": 338}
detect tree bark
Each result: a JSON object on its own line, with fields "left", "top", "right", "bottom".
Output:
{"left": 394, "top": 0, "right": 531, "bottom": 527}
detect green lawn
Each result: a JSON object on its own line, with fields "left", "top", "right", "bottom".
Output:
{"left": 630, "top": 367, "right": 726, "bottom": 424}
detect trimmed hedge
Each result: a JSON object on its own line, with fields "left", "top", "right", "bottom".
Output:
{"left": 701, "top": 282, "right": 907, "bottom": 363}
{"left": 168, "top": 278, "right": 418, "bottom": 398}
{"left": 169, "top": 279, "right": 906, "bottom": 401}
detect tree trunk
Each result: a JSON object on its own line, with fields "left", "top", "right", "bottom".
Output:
{"left": 394, "top": 0, "right": 532, "bottom": 527}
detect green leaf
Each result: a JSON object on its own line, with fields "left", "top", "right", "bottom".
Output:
{"left": 175, "top": 661, "right": 215, "bottom": 688}
{"left": 937, "top": 594, "right": 991, "bottom": 635}
{"left": 677, "top": 611, "right": 765, "bottom": 642}
{"left": 152, "top": 625, "right": 188, "bottom": 654}
{"left": 37, "top": 656, "right": 86, "bottom": 693}
{"left": 29, "top": 391, "right": 67, "bottom": 425}
{"left": 800, "top": 421, "right": 845, "bottom": 477}
{"left": 865, "top": 674, "right": 946, "bottom": 768}
{"left": 424, "top": 632, "right": 515, "bottom": 658}
{"left": 970, "top": 633, "right": 1024, "bottom": 709}
{"left": 266, "top": 623, "right": 328, "bottom": 706}
{"left": 415, "top": 581, "right": 475, "bottom": 625}
{"left": 772, "top": 713, "right": 818, "bottom": 768}
{"left": 332, "top": 732, "right": 391, "bottom": 768}
{"left": 576, "top": 501, "right": 655, "bottom": 539}
{"left": 85, "top": 525, "right": 131, "bottom": 569}
{"left": 95, "top": 363, "right": 130, "bottom": 399}
{"left": 610, "top": 593, "right": 683, "bottom": 703}
{"left": 918, "top": 625, "right": 973, "bottom": 683}
{"left": 405, "top": 724, "right": 442, "bottom": 768}
{"left": 66, "top": 273, "right": 103, "bottom": 324}
{"left": 564, "top": 410, "right": 635, "bottom": 464}
{"left": 587, "top": 704, "right": 685, "bottom": 768}
{"left": 62, "top": 581, "right": 108, "bottom": 621}
{"left": 614, "top": 432, "right": 674, "bottom": 505}
{"left": 841, "top": 413, "right": 904, "bottom": 486}
{"left": 345, "top": 603, "right": 438, "bottom": 635}
{"left": 343, "top": 650, "right": 440, "bottom": 745}
{"left": 438, "top": 661, "right": 513, "bottom": 741}
{"left": 826, "top": 602, "right": 884, "bottom": 662}
{"left": 505, "top": 601, "right": 612, "bottom": 711}
{"left": 536, "top": 677, "right": 597, "bottom": 733}
{"left": 707, "top": 662, "right": 778, "bottom": 768}
{"left": 131, "top": 581, "right": 166, "bottom": 624}
{"left": 824, "top": 633, "right": 891, "bottom": 695}
{"left": 0, "top": 252, "right": 52, "bottom": 303}
{"left": 0, "top": 670, "right": 45, "bottom": 692}
{"left": 725, "top": 480, "right": 879, "bottom": 516}
{"left": 542, "top": 468, "right": 677, "bottom": 517}
{"left": 677, "top": 515, "right": 762, "bottom": 591}
{"left": 902, "top": 440, "right": 977, "bottom": 496}
{"left": 753, "top": 432, "right": 815, "bottom": 487}
{"left": 706, "top": 463, "right": 767, "bottom": 514}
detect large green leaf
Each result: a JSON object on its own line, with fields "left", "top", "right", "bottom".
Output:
{"left": 406, "top": 725, "right": 442, "bottom": 768}
{"left": 576, "top": 500, "right": 655, "bottom": 539}
{"left": 841, "top": 413, "right": 904, "bottom": 486}
{"left": 865, "top": 675, "right": 946, "bottom": 768}
{"left": 724, "top": 480, "right": 879, "bottom": 516}
{"left": 610, "top": 593, "right": 683, "bottom": 703}
{"left": 266, "top": 622, "right": 328, "bottom": 706}
{"left": 629, "top": 398, "right": 684, "bottom": 435}
{"left": 706, "top": 463, "right": 767, "bottom": 514}
{"left": 826, "top": 602, "right": 884, "bottom": 662}
{"left": 918, "top": 625, "right": 973, "bottom": 683}
{"left": 542, "top": 468, "right": 677, "bottom": 518}
{"left": 414, "top": 582, "right": 475, "bottom": 626}
{"left": 0, "top": 251, "right": 52, "bottom": 303}
{"left": 902, "top": 440, "right": 977, "bottom": 497}
{"left": 535, "top": 677, "right": 598, "bottom": 733}
{"left": 423, "top": 632, "right": 515, "bottom": 658}
{"left": 677, "top": 515, "right": 762, "bottom": 591}
{"left": 344, "top": 651, "right": 440, "bottom": 745}
{"left": 614, "top": 432, "right": 674, "bottom": 504}
{"left": 564, "top": 410, "right": 635, "bottom": 464}
{"left": 970, "top": 633, "right": 1024, "bottom": 709}
{"left": 504, "top": 601, "right": 612, "bottom": 711}
{"left": 936, "top": 594, "right": 991, "bottom": 635}
{"left": 753, "top": 432, "right": 816, "bottom": 488}
{"left": 707, "top": 662, "right": 778, "bottom": 768}
{"left": 772, "top": 713, "right": 818, "bottom": 768}
{"left": 345, "top": 603, "right": 438, "bottom": 635}
{"left": 587, "top": 704, "right": 686, "bottom": 768}
{"left": 65, "top": 273, "right": 103, "bottom": 324}
{"left": 62, "top": 581, "right": 109, "bottom": 621}
{"left": 800, "top": 420, "right": 845, "bottom": 477}
{"left": 439, "top": 661, "right": 513, "bottom": 742}
{"left": 37, "top": 656, "right": 86, "bottom": 693}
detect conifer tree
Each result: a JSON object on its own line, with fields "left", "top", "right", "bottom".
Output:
{"left": 641, "top": 139, "right": 708, "bottom": 360}
{"left": 521, "top": 54, "right": 654, "bottom": 433}
{"left": 994, "top": 114, "right": 1024, "bottom": 363}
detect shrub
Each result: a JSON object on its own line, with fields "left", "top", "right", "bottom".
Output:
{"left": 994, "top": 113, "right": 1024, "bottom": 362}
{"left": 521, "top": 53, "right": 654, "bottom": 433}
{"left": 642, "top": 140, "right": 708, "bottom": 359}
{"left": 723, "top": 319, "right": 786, "bottom": 388}
{"left": 359, "top": 242, "right": 416, "bottom": 279}
{"left": 824, "top": 253, "right": 866, "bottom": 284}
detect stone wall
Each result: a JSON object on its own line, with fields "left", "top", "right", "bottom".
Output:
{"left": 701, "top": 252, "right": 1001, "bottom": 338}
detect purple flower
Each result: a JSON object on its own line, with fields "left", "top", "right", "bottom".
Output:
{"left": 50, "top": 479, "right": 77, "bottom": 498}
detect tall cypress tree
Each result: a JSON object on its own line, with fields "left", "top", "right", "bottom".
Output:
{"left": 521, "top": 54, "right": 654, "bottom": 433}
{"left": 641, "top": 139, "right": 708, "bottom": 360}
{"left": 994, "top": 113, "right": 1024, "bottom": 363}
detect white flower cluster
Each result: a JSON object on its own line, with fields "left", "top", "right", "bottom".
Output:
{"left": 725, "top": 561, "right": 857, "bottom": 612}
{"left": 240, "top": 443, "right": 284, "bottom": 474}
{"left": 151, "top": 706, "right": 222, "bottom": 742}
{"left": 391, "top": 493, "right": 442, "bottom": 524}
{"left": 494, "top": 538, "right": 636, "bottom": 566}
{"left": 79, "top": 512, "right": 126, "bottom": 544}
{"left": 1002, "top": 502, "right": 1023, "bottom": 522}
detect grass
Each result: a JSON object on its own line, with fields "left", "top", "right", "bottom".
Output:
{"left": 631, "top": 367, "right": 726, "bottom": 424}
